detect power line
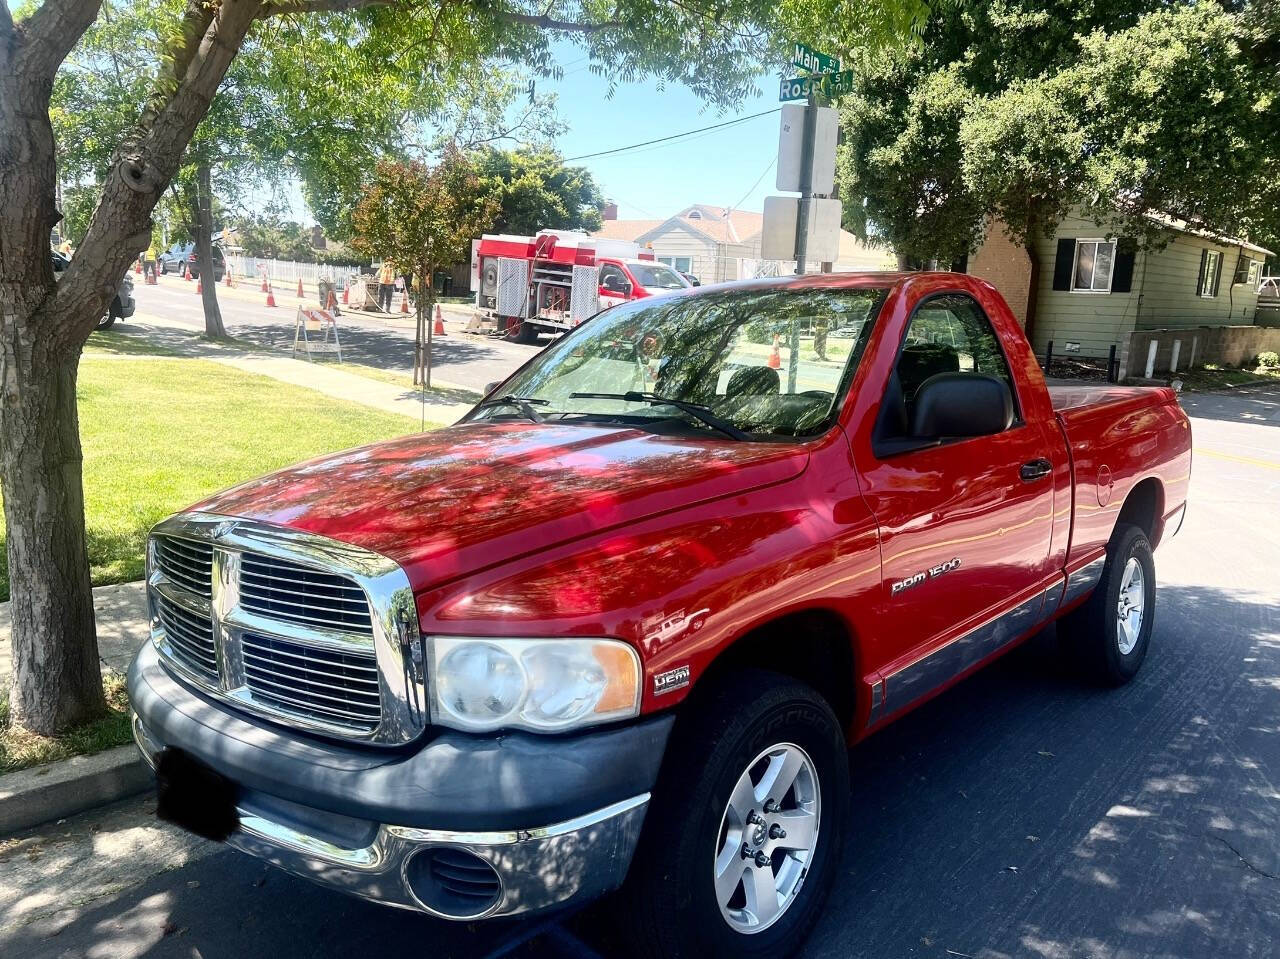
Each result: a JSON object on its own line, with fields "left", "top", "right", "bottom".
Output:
{"left": 730, "top": 156, "right": 777, "bottom": 211}
{"left": 563, "top": 108, "right": 781, "bottom": 162}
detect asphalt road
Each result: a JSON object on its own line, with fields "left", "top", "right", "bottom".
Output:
{"left": 3, "top": 385, "right": 1278, "bottom": 958}
{"left": 125, "top": 274, "right": 543, "bottom": 392}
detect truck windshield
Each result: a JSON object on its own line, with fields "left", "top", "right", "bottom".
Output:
{"left": 473, "top": 286, "right": 887, "bottom": 440}
{"left": 629, "top": 263, "right": 688, "bottom": 289}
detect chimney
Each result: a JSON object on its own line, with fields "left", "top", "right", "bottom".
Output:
{"left": 602, "top": 202, "right": 618, "bottom": 221}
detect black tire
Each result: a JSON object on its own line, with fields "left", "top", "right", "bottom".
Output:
{"left": 506, "top": 321, "right": 539, "bottom": 345}
{"left": 158, "top": 260, "right": 168, "bottom": 275}
{"left": 96, "top": 312, "right": 116, "bottom": 330}
{"left": 1059, "top": 523, "right": 1156, "bottom": 685}
{"left": 619, "top": 669, "right": 849, "bottom": 959}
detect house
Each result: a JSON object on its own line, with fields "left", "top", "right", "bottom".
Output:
{"left": 967, "top": 211, "right": 1274, "bottom": 363}
{"left": 593, "top": 204, "right": 895, "bottom": 284}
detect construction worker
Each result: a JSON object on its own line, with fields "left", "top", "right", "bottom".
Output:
{"left": 57, "top": 236, "right": 73, "bottom": 257}
{"left": 377, "top": 260, "right": 395, "bottom": 312}
{"left": 813, "top": 315, "right": 829, "bottom": 361}
{"left": 144, "top": 243, "right": 159, "bottom": 280}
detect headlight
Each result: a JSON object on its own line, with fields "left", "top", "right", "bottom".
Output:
{"left": 429, "top": 637, "right": 641, "bottom": 733}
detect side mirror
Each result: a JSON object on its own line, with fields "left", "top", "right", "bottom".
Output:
{"left": 911, "top": 372, "right": 1013, "bottom": 439}
{"left": 483, "top": 381, "right": 501, "bottom": 396}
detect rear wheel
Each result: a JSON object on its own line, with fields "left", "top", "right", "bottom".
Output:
{"left": 507, "top": 321, "right": 539, "bottom": 345}
{"left": 619, "top": 670, "right": 848, "bottom": 958}
{"left": 1059, "top": 523, "right": 1156, "bottom": 685}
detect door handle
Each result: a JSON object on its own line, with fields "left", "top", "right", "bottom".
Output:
{"left": 1020, "top": 458, "right": 1053, "bottom": 482}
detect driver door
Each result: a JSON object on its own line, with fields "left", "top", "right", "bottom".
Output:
{"left": 597, "top": 263, "right": 631, "bottom": 312}
{"left": 857, "top": 292, "right": 1057, "bottom": 719}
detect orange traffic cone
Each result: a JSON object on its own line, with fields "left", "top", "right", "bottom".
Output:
{"left": 400, "top": 290, "right": 409, "bottom": 314}
{"left": 296, "top": 277, "right": 305, "bottom": 298}
{"left": 433, "top": 305, "right": 445, "bottom": 336}
{"left": 224, "top": 268, "right": 233, "bottom": 287}
{"left": 196, "top": 276, "right": 203, "bottom": 293}
{"left": 265, "top": 284, "right": 276, "bottom": 308}
{"left": 134, "top": 259, "right": 142, "bottom": 274}
{"left": 341, "top": 285, "right": 349, "bottom": 305}
{"left": 768, "top": 334, "right": 781, "bottom": 370}
{"left": 261, "top": 275, "right": 269, "bottom": 292}
{"left": 184, "top": 268, "right": 192, "bottom": 281}
{"left": 325, "top": 290, "right": 338, "bottom": 311}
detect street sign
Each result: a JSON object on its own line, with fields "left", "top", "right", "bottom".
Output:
{"left": 777, "top": 104, "right": 837, "bottom": 194}
{"left": 761, "top": 196, "right": 843, "bottom": 263}
{"left": 778, "top": 69, "right": 855, "bottom": 102}
{"left": 792, "top": 42, "right": 840, "bottom": 75}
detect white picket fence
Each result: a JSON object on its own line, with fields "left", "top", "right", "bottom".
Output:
{"left": 226, "top": 255, "right": 366, "bottom": 289}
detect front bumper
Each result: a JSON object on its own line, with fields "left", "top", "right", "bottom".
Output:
{"left": 129, "top": 642, "right": 672, "bottom": 919}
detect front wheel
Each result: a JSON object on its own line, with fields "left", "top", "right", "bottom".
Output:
{"left": 620, "top": 670, "right": 849, "bottom": 958}
{"left": 1059, "top": 523, "right": 1156, "bottom": 685}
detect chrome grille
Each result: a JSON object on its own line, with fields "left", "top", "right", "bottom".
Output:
{"left": 154, "top": 593, "right": 218, "bottom": 681}
{"left": 153, "top": 535, "right": 213, "bottom": 597}
{"left": 241, "top": 633, "right": 381, "bottom": 731}
{"left": 145, "top": 514, "right": 426, "bottom": 745}
{"left": 239, "top": 554, "right": 374, "bottom": 635}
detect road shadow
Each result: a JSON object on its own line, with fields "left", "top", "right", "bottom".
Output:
{"left": 5, "top": 584, "right": 1276, "bottom": 958}
{"left": 1180, "top": 383, "right": 1280, "bottom": 429}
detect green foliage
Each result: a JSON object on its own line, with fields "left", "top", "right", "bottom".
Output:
{"left": 1257, "top": 351, "right": 1280, "bottom": 369}
{"left": 351, "top": 149, "right": 500, "bottom": 286}
{"left": 838, "top": 1, "right": 1280, "bottom": 261}
{"left": 474, "top": 147, "right": 604, "bottom": 235}
{"left": 231, "top": 215, "right": 318, "bottom": 260}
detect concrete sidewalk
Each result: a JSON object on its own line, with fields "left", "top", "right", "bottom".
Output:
{"left": 106, "top": 314, "right": 477, "bottom": 424}
{"left": 0, "top": 582, "right": 148, "bottom": 686}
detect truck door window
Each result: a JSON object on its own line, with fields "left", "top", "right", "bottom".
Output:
{"left": 600, "top": 265, "right": 628, "bottom": 293}
{"left": 881, "top": 293, "right": 1017, "bottom": 441}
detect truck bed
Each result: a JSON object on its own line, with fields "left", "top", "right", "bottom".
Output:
{"left": 1048, "top": 383, "right": 1191, "bottom": 567}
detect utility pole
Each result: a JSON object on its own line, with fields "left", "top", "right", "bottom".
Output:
{"left": 793, "top": 92, "right": 818, "bottom": 277}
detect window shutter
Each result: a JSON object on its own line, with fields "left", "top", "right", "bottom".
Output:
{"left": 1196, "top": 248, "right": 1208, "bottom": 296}
{"left": 1052, "top": 238, "right": 1075, "bottom": 291}
{"left": 1112, "top": 239, "right": 1136, "bottom": 293}
{"left": 1212, "top": 253, "right": 1223, "bottom": 296}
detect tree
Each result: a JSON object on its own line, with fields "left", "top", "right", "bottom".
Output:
{"left": 474, "top": 147, "right": 604, "bottom": 235}
{"left": 1, "top": 0, "right": 929, "bottom": 737}
{"left": 352, "top": 151, "right": 499, "bottom": 388}
{"left": 837, "top": 1, "right": 1280, "bottom": 330}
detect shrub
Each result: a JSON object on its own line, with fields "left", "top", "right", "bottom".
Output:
{"left": 1256, "top": 351, "right": 1279, "bottom": 369}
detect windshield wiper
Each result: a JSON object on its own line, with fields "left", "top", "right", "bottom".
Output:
{"left": 476, "top": 394, "right": 549, "bottom": 423}
{"left": 569, "top": 391, "right": 749, "bottom": 440}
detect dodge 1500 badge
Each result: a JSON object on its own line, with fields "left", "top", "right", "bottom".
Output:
{"left": 130, "top": 272, "right": 1191, "bottom": 958}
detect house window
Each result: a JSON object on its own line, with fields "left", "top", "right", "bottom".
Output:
{"left": 1250, "top": 259, "right": 1262, "bottom": 287}
{"left": 1072, "top": 239, "right": 1115, "bottom": 293}
{"left": 1200, "top": 250, "right": 1221, "bottom": 298}
{"left": 658, "top": 256, "right": 692, "bottom": 273}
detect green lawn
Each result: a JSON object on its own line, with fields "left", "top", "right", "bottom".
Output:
{"left": 1176, "top": 363, "right": 1280, "bottom": 393}
{"left": 0, "top": 355, "right": 421, "bottom": 602}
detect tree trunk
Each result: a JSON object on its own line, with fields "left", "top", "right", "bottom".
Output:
{"left": 195, "top": 161, "right": 226, "bottom": 338}
{"left": 0, "top": 328, "right": 106, "bottom": 732}
{"left": 1023, "top": 240, "right": 1041, "bottom": 345}
{"left": 422, "top": 265, "right": 435, "bottom": 391}
{"left": 0, "top": 0, "right": 262, "bottom": 734}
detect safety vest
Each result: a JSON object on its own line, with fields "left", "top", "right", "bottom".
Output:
{"left": 378, "top": 263, "right": 395, "bottom": 284}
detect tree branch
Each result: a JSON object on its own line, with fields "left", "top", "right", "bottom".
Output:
{"left": 15, "top": 0, "right": 103, "bottom": 80}
{"left": 500, "top": 11, "right": 622, "bottom": 33}
{"left": 263, "top": 0, "right": 395, "bottom": 15}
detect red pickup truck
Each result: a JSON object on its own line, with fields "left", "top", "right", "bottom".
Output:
{"left": 130, "top": 272, "right": 1190, "bottom": 958}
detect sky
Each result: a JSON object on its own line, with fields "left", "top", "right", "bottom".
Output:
{"left": 540, "top": 49, "right": 783, "bottom": 221}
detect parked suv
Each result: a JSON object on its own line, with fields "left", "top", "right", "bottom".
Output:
{"left": 52, "top": 250, "right": 134, "bottom": 330}
{"left": 158, "top": 242, "right": 225, "bottom": 281}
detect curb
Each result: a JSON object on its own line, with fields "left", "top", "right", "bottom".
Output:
{"left": 0, "top": 744, "right": 152, "bottom": 836}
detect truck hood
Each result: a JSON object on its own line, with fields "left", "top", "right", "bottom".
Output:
{"left": 192, "top": 421, "right": 809, "bottom": 591}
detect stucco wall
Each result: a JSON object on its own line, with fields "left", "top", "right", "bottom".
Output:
{"left": 967, "top": 220, "right": 1031, "bottom": 328}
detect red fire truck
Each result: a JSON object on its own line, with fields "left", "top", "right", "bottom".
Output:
{"left": 471, "top": 230, "right": 691, "bottom": 343}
